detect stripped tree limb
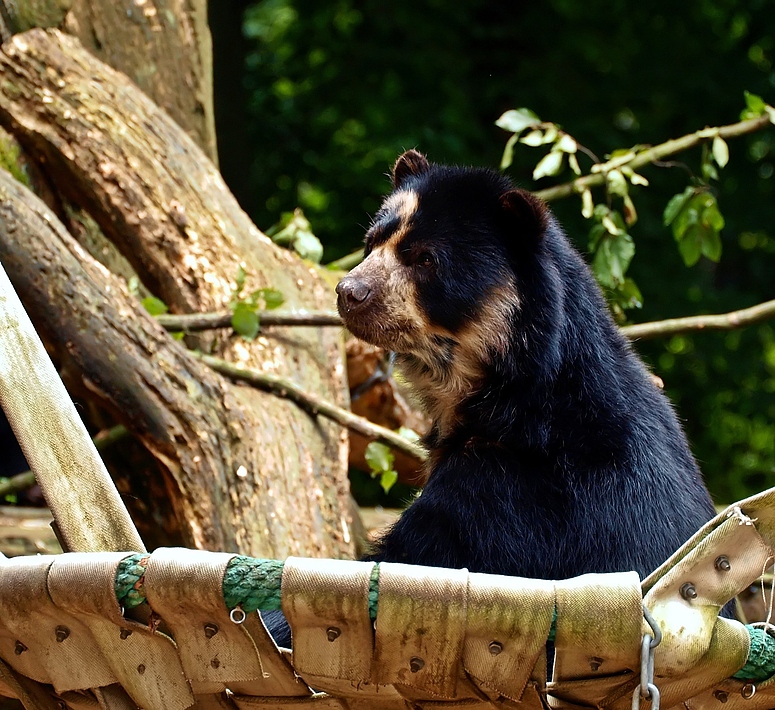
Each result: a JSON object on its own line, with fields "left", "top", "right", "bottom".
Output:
{"left": 535, "top": 114, "right": 773, "bottom": 202}
{"left": 156, "top": 298, "right": 775, "bottom": 343}
{"left": 157, "top": 310, "right": 342, "bottom": 332}
{"left": 622, "top": 299, "right": 775, "bottom": 341}
{"left": 192, "top": 352, "right": 429, "bottom": 464}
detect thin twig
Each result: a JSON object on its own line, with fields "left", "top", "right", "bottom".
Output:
{"left": 535, "top": 114, "right": 772, "bottom": 202}
{"left": 157, "top": 310, "right": 342, "bottom": 332}
{"left": 622, "top": 299, "right": 775, "bottom": 340}
{"left": 190, "top": 352, "right": 428, "bottom": 463}
{"left": 0, "top": 425, "right": 129, "bottom": 498}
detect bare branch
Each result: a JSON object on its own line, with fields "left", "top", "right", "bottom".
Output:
{"left": 157, "top": 310, "right": 342, "bottom": 332}
{"left": 192, "top": 352, "right": 428, "bottom": 463}
{"left": 535, "top": 114, "right": 772, "bottom": 202}
{"left": 622, "top": 299, "right": 775, "bottom": 341}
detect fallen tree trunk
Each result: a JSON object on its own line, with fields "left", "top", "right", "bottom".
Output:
{"left": 0, "top": 29, "right": 354, "bottom": 560}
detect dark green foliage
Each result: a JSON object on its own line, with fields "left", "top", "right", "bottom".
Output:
{"left": 222, "top": 0, "right": 775, "bottom": 502}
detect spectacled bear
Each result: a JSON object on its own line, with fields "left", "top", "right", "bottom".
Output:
{"left": 336, "top": 150, "right": 718, "bottom": 582}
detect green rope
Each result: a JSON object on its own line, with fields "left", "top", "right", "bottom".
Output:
{"left": 114, "top": 553, "right": 149, "bottom": 609}
{"left": 222, "top": 557, "right": 284, "bottom": 613}
{"left": 734, "top": 626, "right": 775, "bottom": 680}
{"left": 114, "top": 554, "right": 775, "bottom": 682}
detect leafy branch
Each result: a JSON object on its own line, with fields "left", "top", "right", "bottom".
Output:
{"left": 532, "top": 113, "right": 772, "bottom": 203}
{"left": 498, "top": 96, "right": 774, "bottom": 318}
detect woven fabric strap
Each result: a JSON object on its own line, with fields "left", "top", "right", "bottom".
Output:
{"left": 114, "top": 553, "right": 775, "bottom": 682}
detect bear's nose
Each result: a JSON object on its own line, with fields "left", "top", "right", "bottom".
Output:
{"left": 336, "top": 277, "right": 372, "bottom": 312}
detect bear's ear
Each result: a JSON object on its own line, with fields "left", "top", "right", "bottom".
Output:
{"left": 392, "top": 150, "right": 431, "bottom": 188}
{"left": 499, "top": 189, "right": 549, "bottom": 244}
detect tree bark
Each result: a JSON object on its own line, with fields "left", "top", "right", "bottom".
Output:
{"left": 0, "top": 29, "right": 354, "bottom": 560}
{"left": 0, "top": 0, "right": 217, "bottom": 162}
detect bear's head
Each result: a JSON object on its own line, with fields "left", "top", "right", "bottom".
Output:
{"left": 336, "top": 150, "right": 553, "bottom": 428}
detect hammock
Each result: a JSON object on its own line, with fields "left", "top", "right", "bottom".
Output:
{"left": 1, "top": 261, "right": 775, "bottom": 710}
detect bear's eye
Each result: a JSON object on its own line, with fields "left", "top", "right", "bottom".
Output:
{"left": 415, "top": 252, "right": 435, "bottom": 269}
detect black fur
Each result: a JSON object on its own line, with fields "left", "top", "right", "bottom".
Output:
{"left": 359, "top": 156, "right": 718, "bottom": 581}
{"left": 265, "top": 155, "right": 723, "bottom": 649}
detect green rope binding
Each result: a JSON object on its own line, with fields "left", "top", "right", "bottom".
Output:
{"left": 114, "top": 554, "right": 775, "bottom": 682}
{"left": 222, "top": 557, "right": 285, "bottom": 613}
{"left": 114, "top": 553, "right": 149, "bottom": 609}
{"left": 734, "top": 626, "right": 775, "bottom": 680}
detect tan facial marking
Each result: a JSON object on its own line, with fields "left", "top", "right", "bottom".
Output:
{"left": 397, "top": 280, "right": 520, "bottom": 439}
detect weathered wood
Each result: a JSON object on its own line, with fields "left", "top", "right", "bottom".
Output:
{"left": 0, "top": 1, "right": 216, "bottom": 161}
{"left": 0, "top": 30, "right": 354, "bottom": 559}
{"left": 0, "top": 256, "right": 145, "bottom": 553}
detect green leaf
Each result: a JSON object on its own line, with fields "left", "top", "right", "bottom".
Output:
{"left": 588, "top": 222, "right": 607, "bottom": 251}
{"left": 672, "top": 198, "right": 700, "bottom": 241}
{"left": 700, "top": 226, "right": 722, "bottom": 262}
{"left": 663, "top": 187, "right": 694, "bottom": 226}
{"left": 380, "top": 469, "right": 398, "bottom": 494}
{"left": 701, "top": 198, "right": 725, "bottom": 232}
{"left": 581, "top": 188, "right": 594, "bottom": 219}
{"left": 712, "top": 136, "right": 729, "bottom": 168}
{"left": 231, "top": 302, "right": 260, "bottom": 340}
{"left": 533, "top": 150, "right": 564, "bottom": 180}
{"left": 235, "top": 265, "right": 247, "bottom": 293}
{"left": 500, "top": 133, "right": 519, "bottom": 170}
{"left": 171, "top": 331, "right": 185, "bottom": 341}
{"left": 617, "top": 278, "right": 643, "bottom": 310}
{"left": 744, "top": 90, "right": 766, "bottom": 116}
{"left": 293, "top": 229, "right": 324, "bottom": 263}
{"left": 495, "top": 108, "right": 540, "bottom": 134}
{"left": 253, "top": 288, "right": 285, "bottom": 310}
{"left": 701, "top": 159, "right": 719, "bottom": 182}
{"left": 519, "top": 130, "right": 544, "bottom": 146}
{"left": 365, "top": 441, "right": 394, "bottom": 473}
{"left": 592, "top": 231, "right": 634, "bottom": 288}
{"left": 141, "top": 296, "right": 169, "bottom": 316}
{"left": 676, "top": 224, "right": 703, "bottom": 267}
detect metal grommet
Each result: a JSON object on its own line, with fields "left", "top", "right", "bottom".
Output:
{"left": 326, "top": 626, "right": 341, "bottom": 642}
{"left": 55, "top": 626, "right": 70, "bottom": 643}
{"left": 741, "top": 683, "right": 756, "bottom": 699}
{"left": 229, "top": 607, "right": 247, "bottom": 624}
{"left": 409, "top": 656, "right": 424, "bottom": 673}
{"left": 488, "top": 641, "right": 503, "bottom": 655}
{"left": 680, "top": 582, "right": 698, "bottom": 600}
{"left": 590, "top": 656, "right": 603, "bottom": 671}
{"left": 14, "top": 641, "right": 27, "bottom": 655}
{"left": 203, "top": 622, "right": 219, "bottom": 638}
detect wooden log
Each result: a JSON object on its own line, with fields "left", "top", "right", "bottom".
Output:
{"left": 0, "top": 29, "right": 354, "bottom": 560}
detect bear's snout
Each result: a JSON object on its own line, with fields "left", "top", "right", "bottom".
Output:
{"left": 336, "top": 276, "right": 373, "bottom": 314}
